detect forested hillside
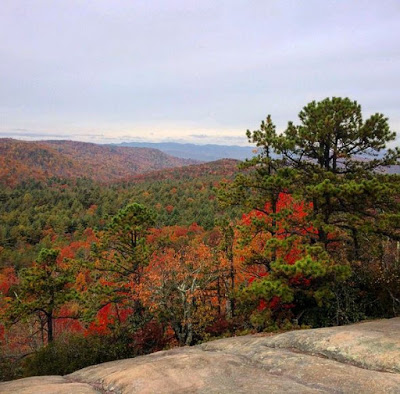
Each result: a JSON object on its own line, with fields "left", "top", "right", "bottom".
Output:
{"left": 0, "top": 139, "right": 196, "bottom": 186}
{"left": 123, "top": 158, "right": 239, "bottom": 183}
{"left": 0, "top": 159, "right": 239, "bottom": 269}
{"left": 1, "top": 98, "right": 399, "bottom": 383}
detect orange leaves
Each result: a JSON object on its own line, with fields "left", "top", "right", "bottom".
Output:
{"left": 237, "top": 193, "right": 320, "bottom": 314}
{"left": 0, "top": 139, "right": 195, "bottom": 186}
{"left": 54, "top": 305, "right": 83, "bottom": 334}
{"left": 188, "top": 222, "right": 202, "bottom": 234}
{"left": 86, "top": 204, "right": 98, "bottom": 216}
{"left": 138, "top": 225, "right": 224, "bottom": 344}
{"left": 0, "top": 267, "right": 18, "bottom": 296}
{"left": 174, "top": 227, "right": 189, "bottom": 238}
{"left": 75, "top": 271, "right": 89, "bottom": 292}
{"left": 57, "top": 235, "right": 97, "bottom": 269}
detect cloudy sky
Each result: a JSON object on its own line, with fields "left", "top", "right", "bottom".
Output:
{"left": 1, "top": 1, "right": 399, "bottom": 145}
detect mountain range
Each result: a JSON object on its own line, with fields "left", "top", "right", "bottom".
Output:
{"left": 116, "top": 141, "right": 256, "bottom": 161}
{"left": 2, "top": 138, "right": 397, "bottom": 188}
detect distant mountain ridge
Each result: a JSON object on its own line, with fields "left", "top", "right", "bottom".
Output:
{"left": 0, "top": 139, "right": 197, "bottom": 186}
{"left": 116, "top": 141, "right": 256, "bottom": 161}
{"left": 1, "top": 139, "right": 396, "bottom": 188}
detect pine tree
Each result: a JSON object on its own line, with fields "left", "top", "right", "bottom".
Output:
{"left": 220, "top": 97, "right": 400, "bottom": 327}
{"left": 89, "top": 203, "right": 156, "bottom": 331}
{"left": 3, "top": 249, "right": 77, "bottom": 343}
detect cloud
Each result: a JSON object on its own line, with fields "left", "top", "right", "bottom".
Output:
{"left": 0, "top": 1, "right": 399, "bottom": 144}
{"left": 0, "top": 130, "right": 73, "bottom": 139}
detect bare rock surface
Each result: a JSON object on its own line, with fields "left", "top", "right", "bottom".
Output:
{"left": 0, "top": 376, "right": 99, "bottom": 393}
{"left": 260, "top": 317, "right": 400, "bottom": 373}
{"left": 2, "top": 317, "right": 400, "bottom": 393}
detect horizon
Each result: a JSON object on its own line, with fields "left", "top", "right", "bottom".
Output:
{"left": 0, "top": 135, "right": 254, "bottom": 147}
{"left": 1, "top": 1, "right": 400, "bottom": 146}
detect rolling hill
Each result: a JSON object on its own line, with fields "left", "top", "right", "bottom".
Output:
{"left": 0, "top": 139, "right": 197, "bottom": 186}
{"left": 121, "top": 158, "right": 240, "bottom": 184}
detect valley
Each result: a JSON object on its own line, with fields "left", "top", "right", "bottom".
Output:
{"left": 1, "top": 99, "right": 399, "bottom": 387}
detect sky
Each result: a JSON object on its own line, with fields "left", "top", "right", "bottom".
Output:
{"left": 1, "top": 0, "right": 399, "bottom": 146}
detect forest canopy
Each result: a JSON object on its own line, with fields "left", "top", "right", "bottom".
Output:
{"left": 0, "top": 97, "right": 399, "bottom": 381}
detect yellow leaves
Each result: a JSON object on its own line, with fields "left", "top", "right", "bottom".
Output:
{"left": 75, "top": 271, "right": 88, "bottom": 291}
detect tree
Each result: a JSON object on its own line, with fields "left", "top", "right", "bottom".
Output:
{"left": 94, "top": 203, "right": 155, "bottom": 279}
{"left": 141, "top": 226, "right": 221, "bottom": 345}
{"left": 89, "top": 203, "right": 156, "bottom": 331}
{"left": 215, "top": 218, "right": 236, "bottom": 318}
{"left": 279, "top": 97, "right": 400, "bottom": 249}
{"left": 3, "top": 249, "right": 78, "bottom": 343}
{"left": 221, "top": 97, "right": 400, "bottom": 327}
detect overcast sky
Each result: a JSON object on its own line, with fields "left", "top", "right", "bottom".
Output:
{"left": 1, "top": 0, "right": 399, "bottom": 145}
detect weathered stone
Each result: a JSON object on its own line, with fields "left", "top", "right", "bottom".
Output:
{"left": 2, "top": 317, "right": 400, "bottom": 393}
{"left": 201, "top": 338, "right": 400, "bottom": 393}
{"left": 0, "top": 376, "right": 99, "bottom": 393}
{"left": 69, "top": 348, "right": 321, "bottom": 393}
{"left": 261, "top": 317, "right": 400, "bottom": 373}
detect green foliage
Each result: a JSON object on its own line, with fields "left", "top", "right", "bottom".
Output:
{"left": 3, "top": 248, "right": 78, "bottom": 343}
{"left": 22, "top": 332, "right": 136, "bottom": 377}
{"left": 0, "top": 167, "right": 240, "bottom": 269}
{"left": 102, "top": 203, "right": 156, "bottom": 273}
{"left": 92, "top": 203, "right": 155, "bottom": 278}
{"left": 1, "top": 99, "right": 399, "bottom": 380}
{"left": 221, "top": 97, "right": 400, "bottom": 327}
{"left": 0, "top": 354, "right": 24, "bottom": 382}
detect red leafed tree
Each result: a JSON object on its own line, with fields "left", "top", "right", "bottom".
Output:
{"left": 236, "top": 193, "right": 347, "bottom": 330}
{"left": 141, "top": 226, "right": 221, "bottom": 345}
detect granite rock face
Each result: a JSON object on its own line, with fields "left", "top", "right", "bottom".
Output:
{"left": 260, "top": 317, "right": 400, "bottom": 373}
{"left": 2, "top": 318, "right": 400, "bottom": 393}
{"left": 0, "top": 376, "right": 98, "bottom": 393}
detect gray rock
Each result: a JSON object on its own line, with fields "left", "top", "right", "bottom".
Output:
{"left": 2, "top": 317, "right": 400, "bottom": 393}
{"left": 261, "top": 317, "right": 400, "bottom": 373}
{"left": 0, "top": 376, "right": 99, "bottom": 393}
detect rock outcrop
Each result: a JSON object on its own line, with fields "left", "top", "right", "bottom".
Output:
{"left": 2, "top": 318, "right": 400, "bottom": 393}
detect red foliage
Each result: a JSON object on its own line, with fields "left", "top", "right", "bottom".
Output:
{"left": 54, "top": 305, "right": 84, "bottom": 335}
{"left": 0, "top": 267, "right": 18, "bottom": 295}
{"left": 86, "top": 304, "right": 133, "bottom": 336}
{"left": 133, "top": 321, "right": 169, "bottom": 354}
{"left": 289, "top": 274, "right": 312, "bottom": 287}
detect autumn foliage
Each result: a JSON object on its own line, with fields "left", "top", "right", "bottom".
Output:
{"left": 0, "top": 139, "right": 195, "bottom": 187}
{"left": 1, "top": 97, "right": 399, "bottom": 381}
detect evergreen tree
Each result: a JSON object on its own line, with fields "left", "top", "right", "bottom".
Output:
{"left": 3, "top": 248, "right": 77, "bottom": 343}
{"left": 89, "top": 203, "right": 156, "bottom": 330}
{"left": 220, "top": 97, "right": 400, "bottom": 327}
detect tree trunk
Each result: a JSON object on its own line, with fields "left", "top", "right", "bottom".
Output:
{"left": 47, "top": 312, "right": 53, "bottom": 343}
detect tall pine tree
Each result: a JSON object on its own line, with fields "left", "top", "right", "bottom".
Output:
{"left": 221, "top": 97, "right": 400, "bottom": 327}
